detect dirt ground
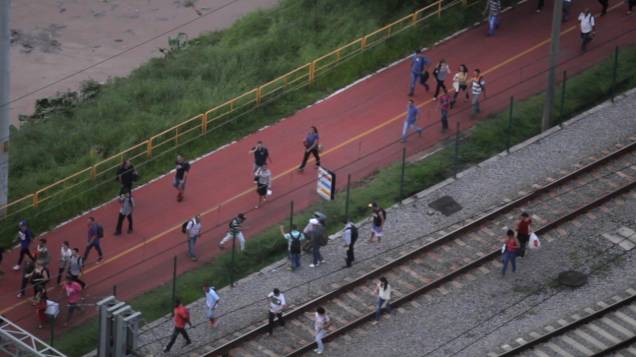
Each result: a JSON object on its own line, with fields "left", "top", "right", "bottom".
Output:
{"left": 8, "top": 0, "right": 278, "bottom": 126}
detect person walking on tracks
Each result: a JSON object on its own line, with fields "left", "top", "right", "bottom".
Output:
{"left": 298, "top": 126, "right": 321, "bottom": 172}
{"left": 249, "top": 140, "right": 272, "bottom": 174}
{"left": 408, "top": 49, "right": 431, "bottom": 96}
{"left": 578, "top": 9, "right": 596, "bottom": 52}
{"left": 281, "top": 224, "right": 305, "bottom": 271}
{"left": 13, "top": 220, "right": 34, "bottom": 271}
{"left": 306, "top": 218, "right": 326, "bottom": 268}
{"left": 374, "top": 277, "right": 392, "bottom": 323}
{"left": 163, "top": 299, "right": 192, "bottom": 352}
{"left": 267, "top": 288, "right": 287, "bottom": 335}
{"left": 204, "top": 285, "right": 220, "bottom": 328}
{"left": 433, "top": 59, "right": 450, "bottom": 100}
{"left": 219, "top": 213, "right": 247, "bottom": 252}
{"left": 114, "top": 190, "right": 135, "bottom": 235}
{"left": 502, "top": 229, "right": 520, "bottom": 276}
{"left": 173, "top": 154, "right": 191, "bottom": 202}
{"left": 369, "top": 202, "right": 387, "bottom": 244}
{"left": 183, "top": 215, "right": 202, "bottom": 261}
{"left": 116, "top": 159, "right": 138, "bottom": 195}
{"left": 342, "top": 221, "right": 358, "bottom": 268}
{"left": 401, "top": 99, "right": 423, "bottom": 143}
{"left": 306, "top": 306, "right": 331, "bottom": 355}
{"left": 83, "top": 217, "right": 104, "bottom": 263}
{"left": 470, "top": 69, "right": 486, "bottom": 116}
{"left": 515, "top": 212, "right": 533, "bottom": 257}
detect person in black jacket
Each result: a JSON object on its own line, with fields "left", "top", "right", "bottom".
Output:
{"left": 116, "top": 159, "right": 138, "bottom": 195}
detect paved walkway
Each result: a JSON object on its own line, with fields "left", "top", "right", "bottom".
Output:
{"left": 0, "top": 0, "right": 634, "bottom": 341}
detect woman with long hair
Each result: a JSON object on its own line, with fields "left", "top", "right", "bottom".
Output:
{"left": 374, "top": 277, "right": 392, "bottom": 323}
{"left": 451, "top": 64, "right": 469, "bottom": 108}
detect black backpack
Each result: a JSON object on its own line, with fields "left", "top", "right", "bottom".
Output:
{"left": 348, "top": 225, "right": 358, "bottom": 244}
{"left": 96, "top": 224, "right": 104, "bottom": 239}
{"left": 289, "top": 232, "right": 302, "bottom": 254}
{"left": 181, "top": 220, "right": 190, "bottom": 234}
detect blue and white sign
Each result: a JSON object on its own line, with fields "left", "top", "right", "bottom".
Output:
{"left": 317, "top": 167, "right": 336, "bottom": 201}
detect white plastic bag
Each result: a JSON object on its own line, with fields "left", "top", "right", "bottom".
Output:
{"left": 528, "top": 233, "right": 541, "bottom": 250}
{"left": 46, "top": 300, "right": 60, "bottom": 318}
{"left": 501, "top": 244, "right": 506, "bottom": 254}
{"left": 267, "top": 189, "right": 272, "bottom": 196}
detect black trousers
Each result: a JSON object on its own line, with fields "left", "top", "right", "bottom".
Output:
{"left": 267, "top": 312, "right": 285, "bottom": 334}
{"left": 517, "top": 233, "right": 530, "bottom": 257}
{"left": 17, "top": 248, "right": 34, "bottom": 266}
{"left": 434, "top": 79, "right": 447, "bottom": 98}
{"left": 165, "top": 327, "right": 191, "bottom": 351}
{"left": 536, "top": 0, "right": 544, "bottom": 10}
{"left": 69, "top": 274, "right": 86, "bottom": 289}
{"left": 115, "top": 213, "right": 133, "bottom": 233}
{"left": 345, "top": 244, "right": 355, "bottom": 267}
{"left": 299, "top": 148, "right": 320, "bottom": 169}
{"left": 581, "top": 32, "right": 593, "bottom": 51}
{"left": 598, "top": 0, "right": 608, "bottom": 14}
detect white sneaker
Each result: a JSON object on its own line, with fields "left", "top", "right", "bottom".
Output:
{"left": 320, "top": 260, "right": 326, "bottom": 264}
{"left": 13, "top": 265, "right": 20, "bottom": 271}
{"left": 309, "top": 264, "right": 316, "bottom": 268}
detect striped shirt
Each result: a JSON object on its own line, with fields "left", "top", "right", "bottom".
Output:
{"left": 486, "top": 0, "right": 501, "bottom": 16}
{"left": 471, "top": 77, "right": 486, "bottom": 95}
{"left": 229, "top": 217, "right": 242, "bottom": 235}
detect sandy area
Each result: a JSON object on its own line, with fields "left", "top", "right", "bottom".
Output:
{"left": 8, "top": 0, "right": 279, "bottom": 126}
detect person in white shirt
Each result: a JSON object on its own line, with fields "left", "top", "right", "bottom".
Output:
{"left": 306, "top": 306, "right": 331, "bottom": 355}
{"left": 267, "top": 288, "right": 287, "bottom": 335}
{"left": 185, "top": 215, "right": 202, "bottom": 261}
{"left": 57, "top": 241, "right": 73, "bottom": 285}
{"left": 204, "top": 286, "right": 220, "bottom": 327}
{"left": 578, "top": 9, "right": 595, "bottom": 52}
{"left": 374, "top": 277, "right": 392, "bottom": 323}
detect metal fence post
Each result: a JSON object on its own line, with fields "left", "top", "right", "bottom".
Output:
{"left": 454, "top": 122, "right": 460, "bottom": 178}
{"left": 49, "top": 316, "right": 55, "bottom": 346}
{"left": 506, "top": 97, "right": 514, "bottom": 153}
{"left": 171, "top": 256, "right": 177, "bottom": 317}
{"left": 230, "top": 231, "right": 236, "bottom": 287}
{"left": 399, "top": 147, "right": 406, "bottom": 200}
{"left": 113, "top": 285, "right": 117, "bottom": 297}
{"left": 610, "top": 46, "right": 619, "bottom": 103}
{"left": 559, "top": 71, "right": 568, "bottom": 127}
{"left": 344, "top": 174, "right": 351, "bottom": 223}
{"left": 289, "top": 201, "right": 294, "bottom": 229}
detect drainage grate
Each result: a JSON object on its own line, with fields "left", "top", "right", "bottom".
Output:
{"left": 428, "top": 195, "right": 463, "bottom": 216}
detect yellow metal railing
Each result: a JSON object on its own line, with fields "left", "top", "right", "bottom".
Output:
{"left": 3, "top": 0, "right": 474, "bottom": 216}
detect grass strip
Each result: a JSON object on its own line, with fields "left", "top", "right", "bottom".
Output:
{"left": 51, "top": 41, "right": 636, "bottom": 357}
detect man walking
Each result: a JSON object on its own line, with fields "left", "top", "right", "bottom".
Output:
{"left": 484, "top": 0, "right": 502, "bottom": 36}
{"left": 219, "top": 213, "right": 247, "bottom": 251}
{"left": 280, "top": 224, "right": 304, "bottom": 271}
{"left": 68, "top": 248, "right": 86, "bottom": 289}
{"left": 342, "top": 221, "right": 358, "bottom": 268}
{"left": 471, "top": 69, "right": 486, "bottom": 116}
{"left": 401, "top": 99, "right": 423, "bottom": 143}
{"left": 578, "top": 9, "right": 595, "bottom": 52}
{"left": 204, "top": 285, "right": 220, "bottom": 328}
{"left": 439, "top": 92, "right": 451, "bottom": 131}
{"left": 249, "top": 141, "right": 271, "bottom": 173}
{"left": 114, "top": 191, "right": 134, "bottom": 235}
{"left": 173, "top": 154, "right": 191, "bottom": 202}
{"left": 298, "top": 126, "right": 321, "bottom": 172}
{"left": 115, "top": 159, "right": 138, "bottom": 195}
{"left": 433, "top": 59, "right": 450, "bottom": 100}
{"left": 305, "top": 218, "right": 326, "bottom": 268}
{"left": 369, "top": 202, "right": 386, "bottom": 244}
{"left": 267, "top": 288, "right": 287, "bottom": 335}
{"left": 184, "top": 215, "right": 202, "bottom": 261}
{"left": 408, "top": 49, "right": 431, "bottom": 96}
{"left": 13, "top": 220, "right": 34, "bottom": 271}
{"left": 163, "top": 299, "right": 192, "bottom": 353}
{"left": 83, "top": 217, "right": 104, "bottom": 263}
{"left": 515, "top": 212, "right": 533, "bottom": 258}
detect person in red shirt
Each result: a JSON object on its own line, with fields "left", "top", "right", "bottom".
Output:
{"left": 516, "top": 212, "right": 533, "bottom": 257}
{"left": 502, "top": 229, "right": 520, "bottom": 276}
{"left": 63, "top": 277, "right": 83, "bottom": 326}
{"left": 163, "top": 299, "right": 192, "bottom": 352}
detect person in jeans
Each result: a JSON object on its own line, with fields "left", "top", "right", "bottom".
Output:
{"left": 204, "top": 285, "right": 220, "bottom": 328}
{"left": 484, "top": 0, "right": 502, "bottom": 36}
{"left": 83, "top": 217, "right": 104, "bottom": 263}
{"left": 516, "top": 212, "right": 533, "bottom": 257}
{"left": 68, "top": 248, "right": 86, "bottom": 289}
{"left": 13, "top": 220, "right": 34, "bottom": 271}
{"left": 298, "top": 126, "right": 321, "bottom": 172}
{"left": 219, "top": 213, "right": 247, "bottom": 251}
{"left": 306, "top": 306, "right": 330, "bottom": 355}
{"left": 408, "top": 49, "right": 431, "bottom": 96}
{"left": 439, "top": 92, "right": 451, "bottom": 131}
{"left": 306, "top": 219, "right": 325, "bottom": 268}
{"left": 578, "top": 9, "right": 596, "bottom": 52}
{"left": 401, "top": 99, "right": 423, "bottom": 143}
{"left": 115, "top": 190, "right": 134, "bottom": 235}
{"left": 451, "top": 64, "right": 469, "bottom": 108}
{"left": 185, "top": 215, "right": 202, "bottom": 261}
{"left": 502, "top": 229, "right": 520, "bottom": 276}
{"left": 163, "top": 299, "right": 192, "bottom": 352}
{"left": 471, "top": 69, "right": 486, "bottom": 116}
{"left": 249, "top": 140, "right": 272, "bottom": 173}
{"left": 267, "top": 288, "right": 287, "bottom": 335}
{"left": 280, "top": 224, "right": 304, "bottom": 271}
{"left": 57, "top": 241, "right": 72, "bottom": 285}
{"left": 342, "top": 222, "right": 358, "bottom": 268}
{"left": 173, "top": 154, "right": 191, "bottom": 202}
{"left": 116, "top": 159, "right": 138, "bottom": 195}
{"left": 63, "top": 277, "right": 83, "bottom": 326}
{"left": 433, "top": 59, "right": 450, "bottom": 100}
{"left": 374, "top": 277, "right": 392, "bottom": 323}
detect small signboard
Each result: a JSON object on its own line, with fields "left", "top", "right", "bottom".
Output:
{"left": 316, "top": 167, "right": 336, "bottom": 201}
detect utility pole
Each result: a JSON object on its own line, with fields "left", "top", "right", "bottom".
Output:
{"left": 541, "top": 0, "right": 563, "bottom": 131}
{"left": 0, "top": 0, "right": 11, "bottom": 214}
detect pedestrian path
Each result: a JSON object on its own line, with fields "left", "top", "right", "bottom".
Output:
{"left": 0, "top": 0, "right": 634, "bottom": 339}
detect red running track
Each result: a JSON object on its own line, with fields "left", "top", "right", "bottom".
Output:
{"left": 0, "top": 0, "right": 635, "bottom": 339}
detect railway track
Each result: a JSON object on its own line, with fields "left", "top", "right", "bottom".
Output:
{"left": 492, "top": 287, "right": 636, "bottom": 357}
{"left": 204, "top": 140, "right": 636, "bottom": 357}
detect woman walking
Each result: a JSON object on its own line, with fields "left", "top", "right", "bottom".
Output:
{"left": 114, "top": 191, "right": 134, "bottom": 235}
{"left": 451, "top": 65, "right": 469, "bottom": 108}
{"left": 57, "top": 241, "right": 72, "bottom": 285}
{"left": 298, "top": 126, "right": 321, "bottom": 172}
{"left": 254, "top": 164, "right": 272, "bottom": 208}
{"left": 374, "top": 277, "right": 392, "bottom": 323}
{"left": 35, "top": 239, "right": 50, "bottom": 268}
{"left": 502, "top": 229, "right": 520, "bottom": 276}
{"left": 31, "top": 261, "right": 50, "bottom": 296}
{"left": 306, "top": 306, "right": 331, "bottom": 355}
{"left": 433, "top": 59, "right": 451, "bottom": 100}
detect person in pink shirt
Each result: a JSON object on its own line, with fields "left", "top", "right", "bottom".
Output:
{"left": 63, "top": 277, "right": 83, "bottom": 326}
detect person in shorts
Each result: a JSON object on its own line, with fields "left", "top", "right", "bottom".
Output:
{"left": 204, "top": 285, "right": 220, "bottom": 328}
{"left": 173, "top": 154, "right": 191, "bottom": 202}
{"left": 369, "top": 202, "right": 386, "bottom": 243}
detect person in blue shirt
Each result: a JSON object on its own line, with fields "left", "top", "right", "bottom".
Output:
{"left": 83, "top": 217, "right": 104, "bottom": 263}
{"left": 408, "top": 49, "right": 431, "bottom": 97}
{"left": 298, "top": 126, "right": 321, "bottom": 172}
{"left": 13, "top": 220, "right": 34, "bottom": 271}
{"left": 204, "top": 285, "right": 220, "bottom": 327}
{"left": 401, "top": 99, "right": 423, "bottom": 143}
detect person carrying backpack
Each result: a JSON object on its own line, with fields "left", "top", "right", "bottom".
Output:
{"left": 342, "top": 222, "right": 358, "bottom": 268}
{"left": 280, "top": 224, "right": 305, "bottom": 271}
{"left": 83, "top": 217, "right": 104, "bottom": 263}
{"left": 183, "top": 215, "right": 202, "bottom": 261}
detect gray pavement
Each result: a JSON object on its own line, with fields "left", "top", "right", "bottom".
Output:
{"left": 135, "top": 88, "right": 636, "bottom": 356}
